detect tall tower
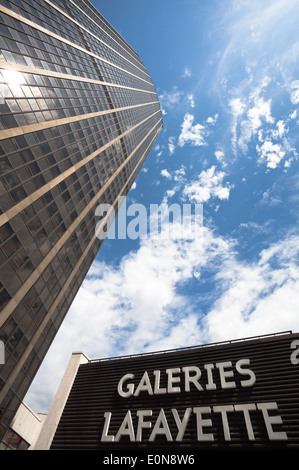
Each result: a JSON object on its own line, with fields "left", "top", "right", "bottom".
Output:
{"left": 0, "top": 0, "right": 162, "bottom": 437}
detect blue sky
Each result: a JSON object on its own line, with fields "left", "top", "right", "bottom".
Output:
{"left": 26, "top": 0, "right": 299, "bottom": 412}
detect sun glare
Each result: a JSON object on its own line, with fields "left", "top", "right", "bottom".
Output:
{"left": 1, "top": 69, "right": 24, "bottom": 85}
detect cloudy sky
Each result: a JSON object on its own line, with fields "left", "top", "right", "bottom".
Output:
{"left": 26, "top": 0, "right": 299, "bottom": 412}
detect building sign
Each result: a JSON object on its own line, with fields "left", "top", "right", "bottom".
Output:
{"left": 51, "top": 332, "right": 299, "bottom": 450}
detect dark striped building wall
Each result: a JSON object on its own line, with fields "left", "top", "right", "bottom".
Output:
{"left": 51, "top": 332, "right": 299, "bottom": 450}
{"left": 0, "top": 0, "right": 162, "bottom": 438}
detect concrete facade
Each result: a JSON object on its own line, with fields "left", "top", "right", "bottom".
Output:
{"left": 32, "top": 352, "right": 89, "bottom": 450}
{"left": 1, "top": 402, "right": 46, "bottom": 449}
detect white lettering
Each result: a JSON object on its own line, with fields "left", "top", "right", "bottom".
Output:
{"left": 126, "top": 203, "right": 148, "bottom": 240}
{"left": 153, "top": 370, "right": 167, "bottom": 394}
{"left": 166, "top": 368, "right": 181, "bottom": 393}
{"left": 193, "top": 406, "right": 214, "bottom": 441}
{"left": 172, "top": 408, "right": 192, "bottom": 441}
{"left": 134, "top": 371, "right": 154, "bottom": 396}
{"left": 290, "top": 340, "right": 299, "bottom": 365}
{"left": 117, "top": 373, "right": 135, "bottom": 398}
{"left": 234, "top": 403, "right": 256, "bottom": 440}
{"left": 103, "top": 455, "right": 138, "bottom": 467}
{"left": 115, "top": 410, "right": 135, "bottom": 442}
{"left": 216, "top": 362, "right": 236, "bottom": 389}
{"left": 257, "top": 402, "right": 288, "bottom": 440}
{"left": 213, "top": 405, "right": 234, "bottom": 441}
{"left": 136, "top": 410, "right": 152, "bottom": 441}
{"left": 204, "top": 363, "right": 217, "bottom": 390}
{"left": 235, "top": 359, "right": 256, "bottom": 387}
{"left": 117, "top": 358, "right": 257, "bottom": 398}
{"left": 95, "top": 203, "right": 115, "bottom": 240}
{"left": 101, "top": 412, "right": 114, "bottom": 442}
{"left": 149, "top": 409, "right": 173, "bottom": 442}
{"left": 182, "top": 366, "right": 203, "bottom": 392}
{"left": 116, "top": 196, "right": 127, "bottom": 239}
{"left": 101, "top": 402, "right": 288, "bottom": 443}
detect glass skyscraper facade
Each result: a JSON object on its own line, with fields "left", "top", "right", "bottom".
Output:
{"left": 0, "top": 0, "right": 162, "bottom": 438}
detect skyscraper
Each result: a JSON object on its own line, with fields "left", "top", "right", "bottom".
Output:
{"left": 0, "top": 0, "right": 162, "bottom": 438}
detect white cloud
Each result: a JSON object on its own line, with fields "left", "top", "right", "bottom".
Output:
{"left": 161, "top": 167, "right": 185, "bottom": 183}
{"left": 255, "top": 113, "right": 297, "bottom": 169}
{"left": 166, "top": 189, "right": 175, "bottom": 198}
{"left": 187, "top": 93, "right": 195, "bottom": 107}
{"left": 158, "top": 86, "right": 198, "bottom": 114}
{"left": 229, "top": 98, "right": 246, "bottom": 153}
{"left": 228, "top": 77, "right": 274, "bottom": 155}
{"left": 247, "top": 96, "right": 273, "bottom": 129}
{"left": 177, "top": 112, "right": 220, "bottom": 149}
{"left": 229, "top": 97, "right": 246, "bottom": 117}
{"left": 168, "top": 136, "right": 176, "bottom": 155}
{"left": 260, "top": 188, "right": 281, "bottom": 206}
{"left": 238, "top": 95, "right": 274, "bottom": 152}
{"left": 290, "top": 110, "right": 297, "bottom": 119}
{"left": 178, "top": 113, "right": 207, "bottom": 147}
{"left": 26, "top": 217, "right": 299, "bottom": 415}
{"left": 272, "top": 120, "right": 287, "bottom": 139}
{"left": 206, "top": 114, "right": 218, "bottom": 124}
{"left": 290, "top": 80, "right": 299, "bottom": 104}
{"left": 256, "top": 140, "right": 286, "bottom": 169}
{"left": 173, "top": 167, "right": 186, "bottom": 182}
{"left": 205, "top": 234, "right": 299, "bottom": 341}
{"left": 212, "top": 0, "right": 299, "bottom": 169}
{"left": 214, "top": 149, "right": 226, "bottom": 166}
{"left": 239, "top": 221, "right": 271, "bottom": 234}
{"left": 181, "top": 66, "right": 192, "bottom": 78}
{"left": 183, "top": 166, "right": 232, "bottom": 203}
{"left": 228, "top": 76, "right": 297, "bottom": 169}
{"left": 161, "top": 169, "right": 172, "bottom": 179}
{"left": 159, "top": 86, "right": 183, "bottom": 110}
{"left": 213, "top": 0, "right": 299, "bottom": 95}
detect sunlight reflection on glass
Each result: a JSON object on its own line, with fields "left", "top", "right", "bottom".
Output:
{"left": 1, "top": 69, "right": 24, "bottom": 85}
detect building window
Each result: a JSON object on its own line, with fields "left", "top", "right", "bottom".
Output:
{"left": 0, "top": 428, "right": 29, "bottom": 450}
